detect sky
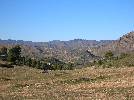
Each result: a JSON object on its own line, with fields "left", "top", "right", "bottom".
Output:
{"left": 0, "top": 0, "right": 134, "bottom": 42}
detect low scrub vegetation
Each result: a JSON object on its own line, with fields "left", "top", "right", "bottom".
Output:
{"left": 0, "top": 66, "right": 134, "bottom": 99}
{"left": 90, "top": 51, "right": 134, "bottom": 68}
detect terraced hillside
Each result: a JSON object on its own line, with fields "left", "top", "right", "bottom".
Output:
{"left": 0, "top": 66, "right": 134, "bottom": 99}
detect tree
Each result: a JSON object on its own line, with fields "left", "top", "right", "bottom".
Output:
{"left": 36, "top": 60, "right": 42, "bottom": 69}
{"left": 31, "top": 59, "right": 37, "bottom": 68}
{"left": 98, "top": 60, "right": 103, "bottom": 65}
{"left": 19, "top": 56, "right": 26, "bottom": 65}
{"left": 0, "top": 46, "right": 8, "bottom": 61}
{"left": 22, "top": 56, "right": 26, "bottom": 65}
{"left": 104, "top": 50, "right": 114, "bottom": 59}
{"left": 8, "top": 45, "right": 21, "bottom": 65}
{"left": 26, "top": 58, "right": 32, "bottom": 67}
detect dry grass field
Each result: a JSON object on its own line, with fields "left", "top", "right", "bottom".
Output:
{"left": 0, "top": 66, "right": 134, "bottom": 100}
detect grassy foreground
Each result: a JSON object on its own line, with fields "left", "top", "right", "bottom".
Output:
{"left": 0, "top": 66, "right": 134, "bottom": 100}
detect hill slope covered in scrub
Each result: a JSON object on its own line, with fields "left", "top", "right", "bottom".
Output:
{"left": 0, "top": 66, "right": 134, "bottom": 99}
{"left": 0, "top": 39, "right": 113, "bottom": 63}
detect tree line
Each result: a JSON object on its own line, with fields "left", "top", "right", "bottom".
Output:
{"left": 0, "top": 45, "right": 74, "bottom": 70}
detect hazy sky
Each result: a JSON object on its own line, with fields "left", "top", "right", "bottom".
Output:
{"left": 0, "top": 0, "right": 134, "bottom": 42}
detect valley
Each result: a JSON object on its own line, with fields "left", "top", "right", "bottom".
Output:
{"left": 1, "top": 31, "right": 134, "bottom": 99}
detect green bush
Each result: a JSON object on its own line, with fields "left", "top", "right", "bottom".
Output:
{"left": 104, "top": 50, "right": 114, "bottom": 59}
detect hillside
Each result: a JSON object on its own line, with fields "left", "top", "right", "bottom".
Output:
{"left": 1, "top": 32, "right": 134, "bottom": 99}
{"left": 0, "top": 66, "right": 134, "bottom": 99}
{"left": 92, "top": 31, "right": 134, "bottom": 56}
{"left": 1, "top": 31, "right": 134, "bottom": 64}
{"left": 0, "top": 39, "right": 113, "bottom": 63}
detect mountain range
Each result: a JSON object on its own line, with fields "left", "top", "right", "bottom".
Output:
{"left": 0, "top": 31, "right": 134, "bottom": 64}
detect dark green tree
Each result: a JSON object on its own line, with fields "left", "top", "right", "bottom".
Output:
{"left": 98, "top": 60, "right": 103, "bottom": 65}
{"left": 104, "top": 50, "right": 114, "bottom": 59}
{"left": 26, "top": 58, "right": 32, "bottom": 67}
{"left": 19, "top": 56, "right": 26, "bottom": 65}
{"left": 8, "top": 45, "right": 21, "bottom": 64}
{"left": 31, "top": 59, "right": 37, "bottom": 68}
{"left": 0, "top": 46, "right": 8, "bottom": 61}
{"left": 36, "top": 60, "right": 42, "bottom": 69}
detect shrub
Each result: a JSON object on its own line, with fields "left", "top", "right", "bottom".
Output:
{"left": 104, "top": 50, "right": 114, "bottom": 59}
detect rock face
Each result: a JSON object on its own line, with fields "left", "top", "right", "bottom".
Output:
{"left": 92, "top": 31, "right": 134, "bottom": 56}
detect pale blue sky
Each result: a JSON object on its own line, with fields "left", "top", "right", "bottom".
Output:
{"left": 0, "top": 0, "right": 134, "bottom": 42}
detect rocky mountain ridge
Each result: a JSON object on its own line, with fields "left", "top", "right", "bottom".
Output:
{"left": 92, "top": 31, "right": 134, "bottom": 56}
{"left": 1, "top": 31, "right": 134, "bottom": 64}
{"left": 0, "top": 39, "right": 114, "bottom": 63}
